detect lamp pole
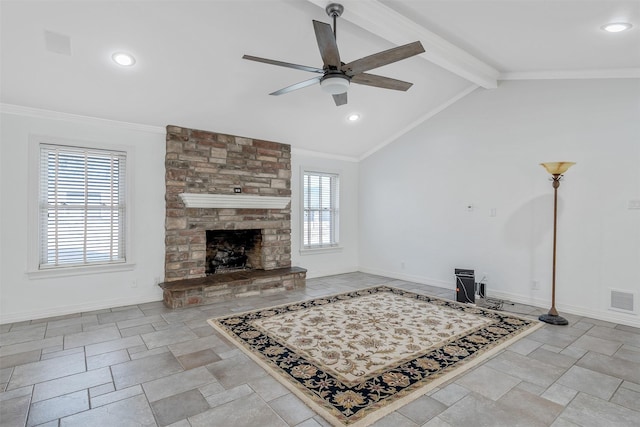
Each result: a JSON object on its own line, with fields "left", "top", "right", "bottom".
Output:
{"left": 539, "top": 162, "right": 575, "bottom": 326}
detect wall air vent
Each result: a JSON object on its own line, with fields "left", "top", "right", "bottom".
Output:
{"left": 609, "top": 289, "right": 636, "bottom": 314}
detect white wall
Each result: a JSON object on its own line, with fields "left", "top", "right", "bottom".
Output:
{"left": 359, "top": 79, "right": 640, "bottom": 327}
{"left": 291, "top": 149, "right": 359, "bottom": 278}
{"left": 0, "top": 107, "right": 166, "bottom": 323}
{"left": 3, "top": 79, "right": 638, "bottom": 327}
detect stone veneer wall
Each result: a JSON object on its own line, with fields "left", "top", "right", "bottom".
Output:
{"left": 164, "top": 125, "right": 292, "bottom": 282}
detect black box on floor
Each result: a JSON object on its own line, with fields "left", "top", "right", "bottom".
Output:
{"left": 455, "top": 268, "right": 475, "bottom": 303}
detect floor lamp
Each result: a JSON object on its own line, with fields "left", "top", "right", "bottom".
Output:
{"left": 539, "top": 162, "right": 575, "bottom": 326}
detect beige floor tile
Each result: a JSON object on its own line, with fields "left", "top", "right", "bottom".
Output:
{"left": 32, "top": 367, "right": 111, "bottom": 402}
{"left": 189, "top": 393, "right": 287, "bottom": 427}
{"left": 8, "top": 352, "right": 86, "bottom": 390}
{"left": 27, "top": 390, "right": 89, "bottom": 426}
{"left": 60, "top": 394, "right": 155, "bottom": 427}
{"left": 142, "top": 366, "right": 216, "bottom": 402}
{"left": 559, "top": 392, "right": 639, "bottom": 427}
{"left": 110, "top": 352, "right": 183, "bottom": 390}
{"left": 556, "top": 365, "right": 622, "bottom": 400}
{"left": 454, "top": 365, "right": 521, "bottom": 401}
{"left": 1, "top": 273, "right": 637, "bottom": 427}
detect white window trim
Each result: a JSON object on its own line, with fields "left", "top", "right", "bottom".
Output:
{"left": 27, "top": 134, "right": 136, "bottom": 279}
{"left": 299, "top": 246, "right": 343, "bottom": 256}
{"left": 299, "top": 166, "right": 342, "bottom": 254}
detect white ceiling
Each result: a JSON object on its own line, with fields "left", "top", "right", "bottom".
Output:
{"left": 1, "top": 0, "right": 638, "bottom": 159}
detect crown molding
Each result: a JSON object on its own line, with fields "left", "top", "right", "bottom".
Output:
{"left": 306, "top": 0, "right": 499, "bottom": 89}
{"left": 292, "top": 147, "right": 359, "bottom": 163}
{"left": 0, "top": 103, "right": 165, "bottom": 134}
{"left": 500, "top": 68, "right": 640, "bottom": 81}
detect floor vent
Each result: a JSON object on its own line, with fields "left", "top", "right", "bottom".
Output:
{"left": 609, "top": 289, "right": 635, "bottom": 313}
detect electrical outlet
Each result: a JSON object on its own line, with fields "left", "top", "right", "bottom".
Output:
{"left": 532, "top": 280, "right": 540, "bottom": 290}
{"left": 401, "top": 261, "right": 406, "bottom": 269}
{"left": 130, "top": 280, "right": 137, "bottom": 288}
{"left": 482, "top": 272, "right": 488, "bottom": 283}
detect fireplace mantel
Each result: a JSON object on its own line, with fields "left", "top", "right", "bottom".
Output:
{"left": 179, "top": 193, "right": 291, "bottom": 209}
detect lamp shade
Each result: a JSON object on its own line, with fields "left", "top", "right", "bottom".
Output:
{"left": 320, "top": 75, "right": 350, "bottom": 95}
{"left": 540, "top": 162, "right": 576, "bottom": 175}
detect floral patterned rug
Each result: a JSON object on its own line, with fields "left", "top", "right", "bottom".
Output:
{"left": 208, "top": 286, "right": 542, "bottom": 426}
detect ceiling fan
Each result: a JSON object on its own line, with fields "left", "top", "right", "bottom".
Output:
{"left": 243, "top": 3, "right": 425, "bottom": 106}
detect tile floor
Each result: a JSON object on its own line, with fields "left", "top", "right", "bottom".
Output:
{"left": 1, "top": 272, "right": 639, "bottom": 426}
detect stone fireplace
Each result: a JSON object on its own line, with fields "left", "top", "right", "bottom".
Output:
{"left": 159, "top": 125, "right": 306, "bottom": 308}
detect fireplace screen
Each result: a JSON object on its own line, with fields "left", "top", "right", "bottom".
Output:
{"left": 206, "top": 229, "right": 262, "bottom": 275}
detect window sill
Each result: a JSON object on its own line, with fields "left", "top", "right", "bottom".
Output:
{"left": 27, "top": 262, "right": 136, "bottom": 279}
{"left": 299, "top": 246, "right": 343, "bottom": 256}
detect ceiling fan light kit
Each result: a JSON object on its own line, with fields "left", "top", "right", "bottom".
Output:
{"left": 243, "top": 2, "right": 425, "bottom": 106}
{"left": 320, "top": 74, "right": 350, "bottom": 95}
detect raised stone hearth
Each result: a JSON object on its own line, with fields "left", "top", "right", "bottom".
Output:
{"left": 159, "top": 267, "right": 307, "bottom": 308}
{"left": 161, "top": 125, "right": 305, "bottom": 308}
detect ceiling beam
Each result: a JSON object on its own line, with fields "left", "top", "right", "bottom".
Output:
{"left": 306, "top": 0, "right": 499, "bottom": 89}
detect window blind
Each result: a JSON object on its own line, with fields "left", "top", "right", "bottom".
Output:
{"left": 303, "top": 171, "right": 339, "bottom": 248}
{"left": 39, "top": 144, "right": 126, "bottom": 268}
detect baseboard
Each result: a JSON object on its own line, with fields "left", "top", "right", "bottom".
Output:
{"left": 484, "top": 289, "right": 548, "bottom": 309}
{"left": 476, "top": 289, "right": 640, "bottom": 328}
{"left": 0, "top": 294, "right": 163, "bottom": 325}
{"left": 5, "top": 271, "right": 637, "bottom": 329}
{"left": 357, "top": 268, "right": 640, "bottom": 328}
{"left": 305, "top": 265, "right": 360, "bottom": 280}
{"left": 357, "top": 267, "right": 452, "bottom": 290}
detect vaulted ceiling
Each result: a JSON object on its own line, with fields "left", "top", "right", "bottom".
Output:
{"left": 1, "top": 1, "right": 638, "bottom": 159}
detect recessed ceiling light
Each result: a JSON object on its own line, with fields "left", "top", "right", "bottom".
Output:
{"left": 347, "top": 114, "right": 360, "bottom": 122}
{"left": 601, "top": 22, "right": 633, "bottom": 33}
{"left": 112, "top": 52, "right": 136, "bottom": 67}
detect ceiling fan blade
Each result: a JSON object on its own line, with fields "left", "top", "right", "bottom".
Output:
{"left": 351, "top": 73, "right": 413, "bottom": 91}
{"left": 243, "top": 55, "right": 324, "bottom": 74}
{"left": 313, "top": 20, "right": 341, "bottom": 69}
{"left": 332, "top": 92, "right": 347, "bottom": 106}
{"left": 342, "top": 41, "right": 425, "bottom": 76}
{"left": 269, "top": 76, "right": 322, "bottom": 96}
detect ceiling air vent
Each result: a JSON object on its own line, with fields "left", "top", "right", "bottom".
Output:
{"left": 609, "top": 289, "right": 635, "bottom": 313}
{"left": 44, "top": 30, "right": 71, "bottom": 56}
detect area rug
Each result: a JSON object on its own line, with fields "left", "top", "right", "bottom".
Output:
{"left": 208, "top": 285, "right": 542, "bottom": 426}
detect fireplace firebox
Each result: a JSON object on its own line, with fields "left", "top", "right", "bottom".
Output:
{"left": 206, "top": 229, "right": 262, "bottom": 275}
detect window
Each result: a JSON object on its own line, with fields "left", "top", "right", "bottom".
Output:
{"left": 38, "top": 144, "right": 127, "bottom": 269}
{"left": 303, "top": 171, "right": 339, "bottom": 249}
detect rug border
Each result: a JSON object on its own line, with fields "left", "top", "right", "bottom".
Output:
{"left": 207, "top": 285, "right": 543, "bottom": 427}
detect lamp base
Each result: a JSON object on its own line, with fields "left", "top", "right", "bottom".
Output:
{"left": 538, "top": 313, "right": 569, "bottom": 326}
